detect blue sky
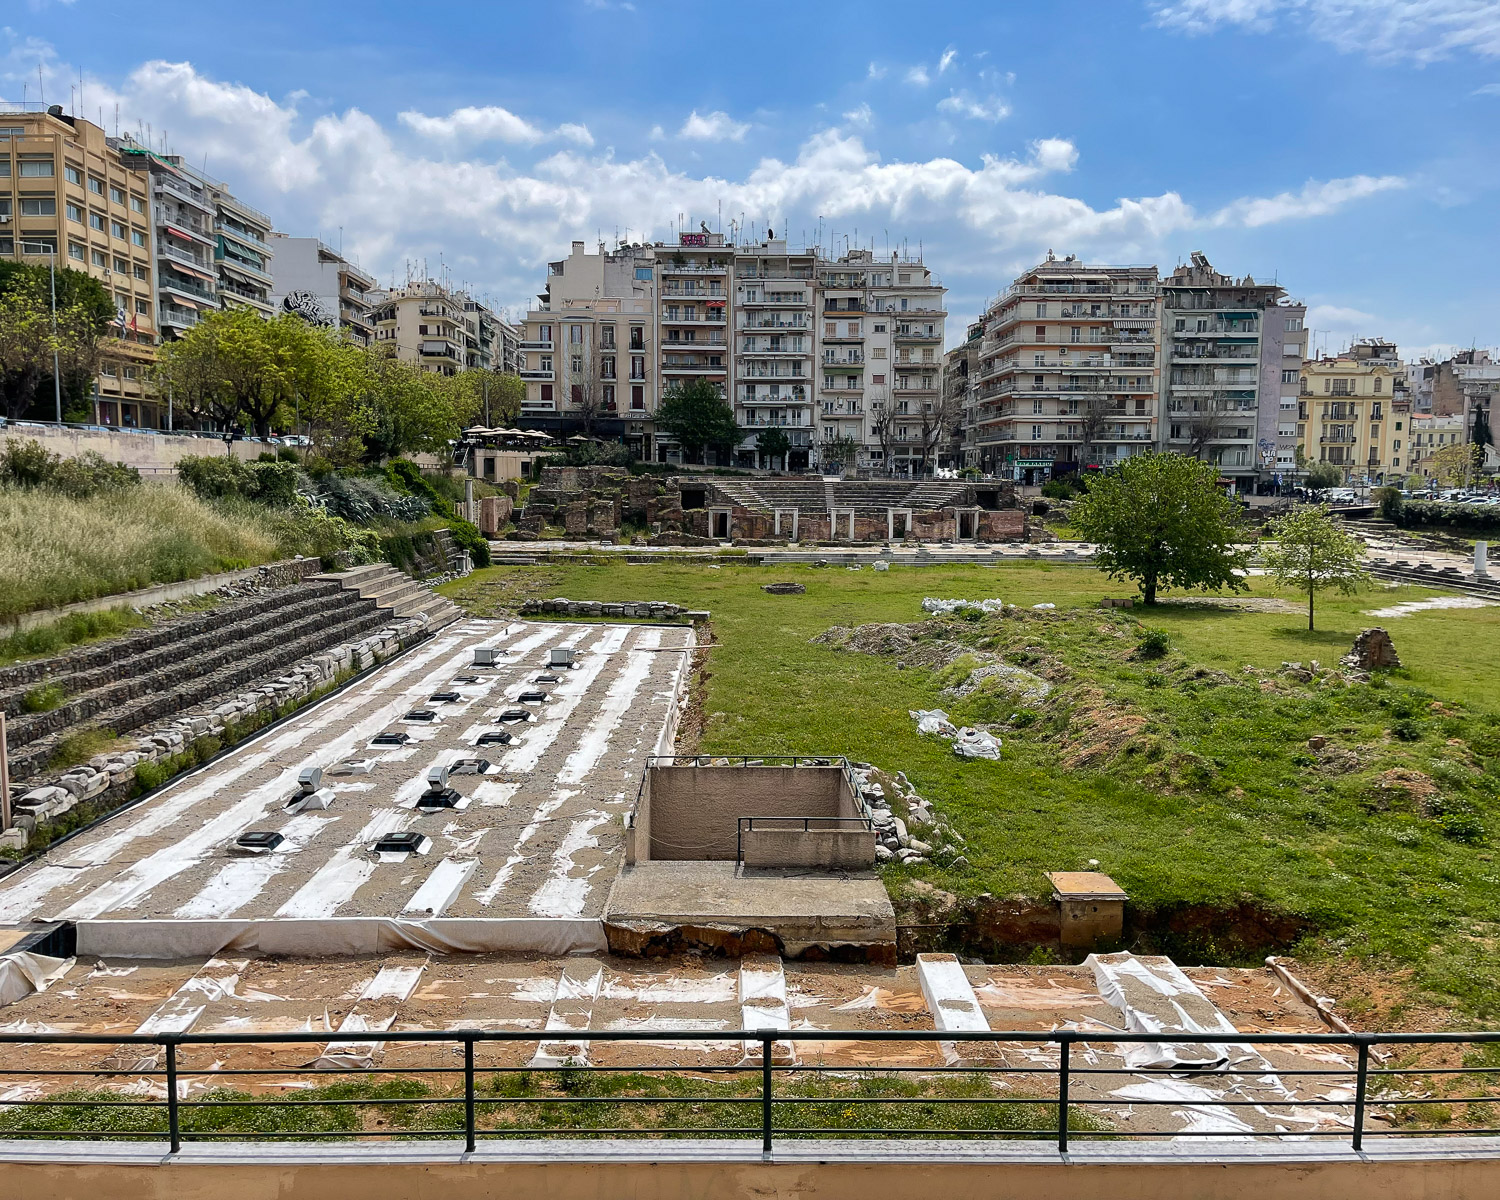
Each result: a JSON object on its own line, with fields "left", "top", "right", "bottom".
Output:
{"left": 5, "top": 0, "right": 1499, "bottom": 356}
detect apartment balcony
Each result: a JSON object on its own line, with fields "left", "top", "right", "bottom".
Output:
{"left": 1004, "top": 280, "right": 1159, "bottom": 298}
{"left": 735, "top": 267, "right": 814, "bottom": 280}
{"left": 740, "top": 317, "right": 810, "bottom": 330}
{"left": 219, "top": 255, "right": 273, "bottom": 285}
{"left": 1174, "top": 324, "right": 1261, "bottom": 338}
{"left": 661, "top": 286, "right": 724, "bottom": 298}
{"left": 740, "top": 366, "right": 810, "bottom": 380}
{"left": 1170, "top": 346, "right": 1260, "bottom": 362}
{"left": 159, "top": 217, "right": 216, "bottom": 248}
{"left": 660, "top": 360, "right": 727, "bottom": 374}
{"left": 519, "top": 339, "right": 554, "bottom": 352}
{"left": 157, "top": 274, "right": 216, "bottom": 304}
{"left": 738, "top": 344, "right": 806, "bottom": 357}
{"left": 738, "top": 293, "right": 808, "bottom": 307}
{"left": 159, "top": 305, "right": 200, "bottom": 330}
{"left": 664, "top": 335, "right": 728, "bottom": 348}
{"left": 660, "top": 313, "right": 727, "bottom": 325}
{"left": 741, "top": 417, "right": 812, "bottom": 428}
{"left": 657, "top": 262, "right": 728, "bottom": 275}
{"left": 822, "top": 354, "right": 865, "bottom": 366}
{"left": 1320, "top": 434, "right": 1357, "bottom": 445}
{"left": 894, "top": 331, "right": 942, "bottom": 343}
{"left": 519, "top": 367, "right": 554, "bottom": 381}
{"left": 155, "top": 175, "right": 213, "bottom": 211}
{"left": 217, "top": 220, "right": 269, "bottom": 249}
{"left": 823, "top": 303, "right": 866, "bottom": 315}
{"left": 894, "top": 384, "right": 939, "bottom": 396}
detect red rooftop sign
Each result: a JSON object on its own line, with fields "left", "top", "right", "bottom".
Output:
{"left": 679, "top": 233, "right": 708, "bottom": 246}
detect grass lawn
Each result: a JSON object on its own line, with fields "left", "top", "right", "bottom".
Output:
{"left": 442, "top": 561, "right": 1500, "bottom": 1022}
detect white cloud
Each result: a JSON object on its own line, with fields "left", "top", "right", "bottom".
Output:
{"left": 936, "top": 91, "right": 1012, "bottom": 122}
{"left": 1475, "top": 81, "right": 1500, "bottom": 93}
{"left": 398, "top": 104, "right": 545, "bottom": 145}
{"left": 842, "top": 102, "right": 874, "bottom": 126}
{"left": 1151, "top": 0, "right": 1500, "bottom": 64}
{"left": 1, "top": 43, "right": 1408, "bottom": 342}
{"left": 648, "top": 123, "right": 665, "bottom": 140}
{"left": 556, "top": 122, "right": 595, "bottom": 147}
{"left": 905, "top": 64, "right": 931, "bottom": 86}
{"left": 938, "top": 48, "right": 957, "bottom": 74}
{"left": 867, "top": 61, "right": 887, "bottom": 80}
{"left": 678, "top": 109, "right": 750, "bottom": 142}
{"left": 1207, "top": 173, "right": 1406, "bottom": 226}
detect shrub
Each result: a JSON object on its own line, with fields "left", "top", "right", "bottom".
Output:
{"left": 1392, "top": 500, "right": 1500, "bottom": 534}
{"left": 1376, "top": 486, "right": 1403, "bottom": 522}
{"left": 1137, "top": 627, "right": 1170, "bottom": 659}
{"left": 314, "top": 473, "right": 429, "bottom": 523}
{"left": 446, "top": 516, "right": 491, "bottom": 569}
{"left": 22, "top": 682, "right": 67, "bottom": 713}
{"left": 0, "top": 439, "right": 139, "bottom": 497}
{"left": 178, "top": 456, "right": 300, "bottom": 507}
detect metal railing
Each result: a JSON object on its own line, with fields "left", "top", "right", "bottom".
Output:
{"left": 0, "top": 1027, "right": 1497, "bottom": 1153}
{"left": 735, "top": 814, "right": 875, "bottom": 860}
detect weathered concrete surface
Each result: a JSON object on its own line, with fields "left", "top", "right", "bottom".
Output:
{"left": 604, "top": 860, "right": 895, "bottom": 961}
{"left": 4, "top": 1137, "right": 1500, "bottom": 1200}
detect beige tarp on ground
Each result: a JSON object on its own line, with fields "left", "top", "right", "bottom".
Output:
{"left": 0, "top": 951, "right": 74, "bottom": 1006}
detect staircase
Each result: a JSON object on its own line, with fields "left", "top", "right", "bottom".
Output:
{"left": 316, "top": 563, "right": 464, "bottom": 630}
{"left": 1, "top": 579, "right": 399, "bottom": 781}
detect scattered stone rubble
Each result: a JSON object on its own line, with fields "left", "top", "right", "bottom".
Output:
{"left": 0, "top": 613, "right": 433, "bottom": 854}
{"left": 518, "top": 597, "right": 706, "bottom": 623}
{"left": 851, "top": 762, "right": 968, "bottom": 869}
{"left": 761, "top": 582, "right": 806, "bottom": 595}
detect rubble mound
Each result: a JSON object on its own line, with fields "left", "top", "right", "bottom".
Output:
{"left": 762, "top": 582, "right": 806, "bottom": 595}
{"left": 1342, "top": 627, "right": 1401, "bottom": 670}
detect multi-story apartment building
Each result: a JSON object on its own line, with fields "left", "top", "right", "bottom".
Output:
{"left": 369, "top": 280, "right": 495, "bottom": 378}
{"left": 1406, "top": 412, "right": 1467, "bottom": 479}
{"left": 517, "top": 241, "right": 657, "bottom": 456}
{"left": 945, "top": 323, "right": 983, "bottom": 471}
{"left": 656, "top": 231, "right": 734, "bottom": 462}
{"left": 1, "top": 107, "right": 159, "bottom": 427}
{"left": 267, "top": 234, "right": 376, "bottom": 345}
{"left": 971, "top": 255, "right": 1159, "bottom": 485}
{"left": 1158, "top": 253, "right": 1306, "bottom": 490}
{"left": 736, "top": 236, "right": 815, "bottom": 470}
{"left": 813, "top": 248, "right": 947, "bottom": 475}
{"left": 1298, "top": 339, "right": 1405, "bottom": 484}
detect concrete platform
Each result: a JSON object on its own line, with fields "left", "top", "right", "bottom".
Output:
{"left": 602, "top": 861, "right": 896, "bottom": 959}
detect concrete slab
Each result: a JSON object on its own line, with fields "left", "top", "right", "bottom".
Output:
{"left": 603, "top": 861, "right": 896, "bottom": 959}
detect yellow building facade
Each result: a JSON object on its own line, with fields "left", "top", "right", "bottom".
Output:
{"left": 1297, "top": 340, "right": 1403, "bottom": 484}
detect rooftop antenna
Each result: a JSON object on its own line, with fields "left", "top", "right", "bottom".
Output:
{"left": 38, "top": 63, "right": 44, "bottom": 108}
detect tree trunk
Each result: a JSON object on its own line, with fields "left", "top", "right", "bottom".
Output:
{"left": 1143, "top": 574, "right": 1157, "bottom": 605}
{"left": 1309, "top": 587, "right": 1315, "bottom": 632}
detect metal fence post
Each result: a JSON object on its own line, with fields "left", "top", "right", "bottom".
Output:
{"left": 164, "top": 1041, "right": 180, "bottom": 1154}
{"left": 464, "top": 1037, "right": 476, "bottom": 1153}
{"left": 761, "top": 1032, "right": 774, "bottom": 1156}
{"left": 1057, "top": 1036, "right": 1070, "bottom": 1154}
{"left": 1352, "top": 1039, "right": 1370, "bottom": 1152}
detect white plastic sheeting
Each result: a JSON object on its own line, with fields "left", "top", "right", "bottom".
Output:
{"left": 952, "top": 728, "right": 1002, "bottom": 760}
{"left": 910, "top": 709, "right": 958, "bottom": 738}
{"left": 921, "top": 598, "right": 1007, "bottom": 615}
{"left": 76, "top": 917, "right": 608, "bottom": 959}
{"left": 1088, "top": 951, "right": 1237, "bottom": 1070}
{"left": 0, "top": 951, "right": 73, "bottom": 1007}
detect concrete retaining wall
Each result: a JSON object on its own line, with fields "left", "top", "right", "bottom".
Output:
{"left": 0, "top": 423, "right": 272, "bottom": 472}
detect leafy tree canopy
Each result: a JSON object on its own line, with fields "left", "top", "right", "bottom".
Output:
{"left": 656, "top": 379, "right": 740, "bottom": 463}
{"left": 1071, "top": 450, "right": 1251, "bottom": 605}
{"left": 1262, "top": 504, "right": 1368, "bottom": 631}
{"left": 756, "top": 425, "right": 791, "bottom": 468}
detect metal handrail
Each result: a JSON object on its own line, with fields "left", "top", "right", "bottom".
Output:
{"left": 0, "top": 1026, "right": 1498, "bottom": 1154}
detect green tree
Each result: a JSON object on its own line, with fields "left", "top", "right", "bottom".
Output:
{"left": 1303, "top": 461, "right": 1344, "bottom": 491}
{"left": 339, "top": 348, "right": 457, "bottom": 465}
{"left": 1473, "top": 405, "right": 1493, "bottom": 458}
{"left": 656, "top": 379, "right": 740, "bottom": 464}
{"left": 1262, "top": 505, "right": 1368, "bottom": 631}
{"left": 492, "top": 372, "right": 525, "bottom": 427}
{"left": 1072, "top": 451, "right": 1251, "bottom": 606}
{"left": 756, "top": 425, "right": 791, "bottom": 471}
{"left": 820, "top": 434, "right": 860, "bottom": 473}
{"left": 0, "top": 263, "right": 114, "bottom": 419}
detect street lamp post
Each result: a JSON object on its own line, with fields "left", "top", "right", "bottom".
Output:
{"left": 19, "top": 240, "right": 63, "bottom": 424}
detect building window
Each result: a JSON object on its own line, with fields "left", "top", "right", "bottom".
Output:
{"left": 601, "top": 324, "right": 615, "bottom": 349}
{"left": 19, "top": 197, "right": 56, "bottom": 216}
{"left": 91, "top": 249, "right": 106, "bottom": 267}
{"left": 88, "top": 175, "right": 104, "bottom": 193}
{"left": 539, "top": 355, "right": 552, "bottom": 373}
{"left": 135, "top": 298, "right": 150, "bottom": 315}
{"left": 872, "top": 374, "right": 885, "bottom": 385}
{"left": 569, "top": 324, "right": 583, "bottom": 344}
{"left": 110, "top": 220, "right": 126, "bottom": 239}
{"left": 540, "top": 383, "right": 553, "bottom": 404}
{"left": 89, "top": 211, "right": 105, "bottom": 231}
{"left": 601, "top": 355, "right": 616, "bottom": 379}
{"left": 571, "top": 354, "right": 583, "bottom": 374}
{"left": 602, "top": 384, "right": 615, "bottom": 410}
{"left": 19, "top": 159, "right": 55, "bottom": 177}
{"left": 113, "top": 256, "right": 128, "bottom": 274}
{"left": 631, "top": 355, "right": 644, "bottom": 380}
{"left": 65, "top": 164, "right": 83, "bottom": 185}
{"left": 1285, "top": 316, "right": 1303, "bottom": 332}
{"left": 66, "top": 202, "right": 83, "bottom": 223}
{"left": 634, "top": 266, "right": 652, "bottom": 280}
{"left": 1035, "top": 303, "right": 1046, "bottom": 318}
{"left": 873, "top": 323, "right": 885, "bottom": 333}
{"left": 110, "top": 185, "right": 126, "bottom": 205}
{"left": 1282, "top": 369, "right": 1298, "bottom": 384}
{"left": 130, "top": 195, "right": 146, "bottom": 214}
{"left": 631, "top": 385, "right": 644, "bottom": 410}
{"left": 133, "top": 263, "right": 148, "bottom": 280}
{"left": 68, "top": 242, "right": 85, "bottom": 261}
{"left": 1373, "top": 377, "right": 1382, "bottom": 393}
{"left": 1035, "top": 325, "right": 1046, "bottom": 339}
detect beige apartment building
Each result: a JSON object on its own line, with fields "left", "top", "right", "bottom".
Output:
{"left": 1298, "top": 339, "right": 1405, "bottom": 484}
{"left": 0, "top": 107, "right": 159, "bottom": 427}
{"left": 518, "top": 241, "right": 657, "bottom": 456}
{"left": 656, "top": 231, "right": 734, "bottom": 457}
{"left": 972, "top": 256, "right": 1159, "bottom": 485}
{"left": 369, "top": 280, "right": 502, "bottom": 379}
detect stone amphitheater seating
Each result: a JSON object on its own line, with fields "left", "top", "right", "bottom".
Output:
{"left": 691, "top": 477, "right": 978, "bottom": 514}
{"left": 0, "top": 564, "right": 461, "bottom": 782}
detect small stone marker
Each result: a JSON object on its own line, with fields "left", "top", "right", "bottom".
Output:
{"left": 762, "top": 582, "right": 806, "bottom": 595}
{"left": 1341, "top": 627, "right": 1400, "bottom": 670}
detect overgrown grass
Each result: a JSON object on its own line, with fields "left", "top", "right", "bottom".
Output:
{"left": 443, "top": 560, "right": 1500, "bottom": 1019}
{"left": 46, "top": 726, "right": 118, "bottom": 771}
{"left": 0, "top": 607, "right": 149, "bottom": 667}
{"left": 0, "top": 1071, "right": 1099, "bottom": 1141}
